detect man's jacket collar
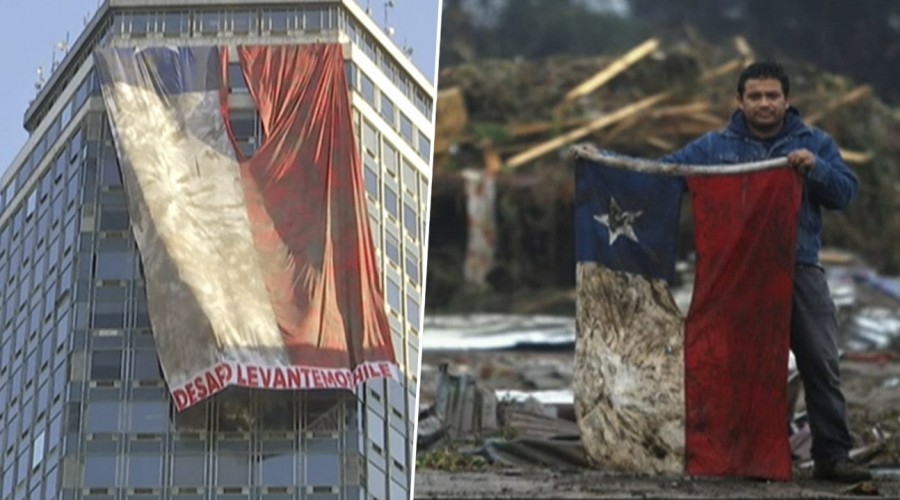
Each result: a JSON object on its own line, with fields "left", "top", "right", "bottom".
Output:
{"left": 724, "top": 107, "right": 809, "bottom": 141}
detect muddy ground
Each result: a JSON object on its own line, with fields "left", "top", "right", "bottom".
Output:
{"left": 414, "top": 346, "right": 900, "bottom": 498}
{"left": 414, "top": 467, "right": 900, "bottom": 499}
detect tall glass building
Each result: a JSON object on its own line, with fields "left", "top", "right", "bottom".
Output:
{"left": 0, "top": 1, "right": 433, "bottom": 499}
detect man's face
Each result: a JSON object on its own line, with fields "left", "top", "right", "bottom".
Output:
{"left": 738, "top": 78, "right": 788, "bottom": 136}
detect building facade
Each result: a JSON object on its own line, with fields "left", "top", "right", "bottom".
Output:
{"left": 0, "top": 1, "right": 433, "bottom": 499}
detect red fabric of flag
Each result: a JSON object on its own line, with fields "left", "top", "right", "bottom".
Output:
{"left": 222, "top": 44, "right": 395, "bottom": 369}
{"left": 685, "top": 170, "right": 802, "bottom": 480}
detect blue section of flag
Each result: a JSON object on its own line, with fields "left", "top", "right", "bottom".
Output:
{"left": 95, "top": 46, "right": 220, "bottom": 95}
{"left": 575, "top": 156, "right": 684, "bottom": 283}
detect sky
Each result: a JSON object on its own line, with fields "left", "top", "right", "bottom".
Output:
{"left": 0, "top": 0, "right": 441, "bottom": 176}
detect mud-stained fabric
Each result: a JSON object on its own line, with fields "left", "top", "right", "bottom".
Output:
{"left": 462, "top": 168, "right": 496, "bottom": 286}
{"left": 573, "top": 158, "right": 686, "bottom": 473}
{"left": 685, "top": 170, "right": 801, "bottom": 481}
{"left": 94, "top": 45, "right": 397, "bottom": 411}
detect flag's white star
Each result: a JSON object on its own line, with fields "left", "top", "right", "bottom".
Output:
{"left": 594, "top": 196, "right": 642, "bottom": 246}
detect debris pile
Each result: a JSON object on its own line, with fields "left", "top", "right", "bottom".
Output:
{"left": 428, "top": 33, "right": 900, "bottom": 312}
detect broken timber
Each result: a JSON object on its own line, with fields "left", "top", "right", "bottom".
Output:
{"left": 507, "top": 92, "right": 671, "bottom": 169}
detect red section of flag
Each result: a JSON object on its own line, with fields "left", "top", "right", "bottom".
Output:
{"left": 222, "top": 44, "right": 395, "bottom": 369}
{"left": 685, "top": 170, "right": 802, "bottom": 481}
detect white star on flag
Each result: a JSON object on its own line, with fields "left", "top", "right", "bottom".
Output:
{"left": 594, "top": 196, "right": 642, "bottom": 246}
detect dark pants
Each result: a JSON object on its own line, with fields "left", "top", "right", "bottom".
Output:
{"left": 791, "top": 265, "right": 853, "bottom": 462}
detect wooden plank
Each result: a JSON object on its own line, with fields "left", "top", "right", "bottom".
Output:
{"left": 840, "top": 148, "right": 872, "bottom": 164}
{"left": 806, "top": 85, "right": 872, "bottom": 125}
{"left": 699, "top": 58, "right": 743, "bottom": 82}
{"left": 564, "top": 38, "right": 659, "bottom": 102}
{"left": 734, "top": 36, "right": 754, "bottom": 62}
{"left": 506, "top": 92, "right": 670, "bottom": 169}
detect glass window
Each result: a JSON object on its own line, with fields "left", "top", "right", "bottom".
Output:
{"left": 259, "top": 453, "right": 293, "bottom": 486}
{"left": 99, "top": 208, "right": 129, "bottom": 232}
{"left": 265, "top": 10, "right": 292, "bottom": 31}
{"left": 87, "top": 401, "right": 121, "bottom": 433}
{"left": 83, "top": 455, "right": 118, "bottom": 487}
{"left": 92, "top": 300, "right": 125, "bottom": 329}
{"left": 367, "top": 462, "right": 386, "bottom": 500}
{"left": 91, "top": 350, "right": 122, "bottom": 379}
{"left": 228, "top": 63, "right": 249, "bottom": 94}
{"left": 129, "top": 401, "right": 168, "bottom": 433}
{"left": 31, "top": 431, "right": 45, "bottom": 470}
{"left": 132, "top": 349, "right": 161, "bottom": 380}
{"left": 383, "top": 143, "right": 398, "bottom": 176}
{"left": 405, "top": 255, "right": 419, "bottom": 284}
{"left": 345, "top": 62, "right": 357, "bottom": 91}
{"left": 305, "top": 8, "right": 324, "bottom": 30}
{"left": 362, "top": 120, "right": 378, "bottom": 159}
{"left": 406, "top": 294, "right": 421, "bottom": 330}
{"left": 196, "top": 11, "right": 221, "bottom": 34}
{"left": 417, "top": 133, "right": 432, "bottom": 160}
{"left": 100, "top": 148, "right": 122, "bottom": 186}
{"left": 386, "top": 279, "right": 400, "bottom": 311}
{"left": 233, "top": 11, "right": 257, "bottom": 34}
{"left": 217, "top": 454, "right": 249, "bottom": 486}
{"left": 380, "top": 95, "right": 395, "bottom": 126}
{"left": 384, "top": 185, "right": 398, "bottom": 218}
{"left": 403, "top": 204, "right": 418, "bottom": 239}
{"left": 402, "top": 159, "right": 418, "bottom": 195}
{"left": 363, "top": 157, "right": 379, "bottom": 201}
{"left": 385, "top": 233, "right": 399, "bottom": 266}
{"left": 95, "top": 251, "right": 134, "bottom": 280}
{"left": 163, "top": 12, "right": 187, "bottom": 35}
{"left": 306, "top": 453, "right": 339, "bottom": 485}
{"left": 230, "top": 110, "right": 256, "bottom": 138}
{"left": 172, "top": 454, "right": 205, "bottom": 486}
{"left": 127, "top": 454, "right": 161, "bottom": 487}
{"left": 360, "top": 72, "right": 375, "bottom": 104}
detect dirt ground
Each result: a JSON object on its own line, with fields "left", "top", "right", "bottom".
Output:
{"left": 415, "top": 348, "right": 900, "bottom": 498}
{"left": 414, "top": 468, "right": 900, "bottom": 499}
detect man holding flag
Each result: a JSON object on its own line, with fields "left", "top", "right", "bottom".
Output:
{"left": 573, "top": 61, "right": 868, "bottom": 483}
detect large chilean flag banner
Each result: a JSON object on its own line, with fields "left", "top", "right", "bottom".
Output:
{"left": 94, "top": 44, "right": 398, "bottom": 411}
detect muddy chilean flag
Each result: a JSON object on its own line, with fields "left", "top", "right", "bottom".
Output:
{"left": 575, "top": 157, "right": 801, "bottom": 480}
{"left": 94, "top": 44, "right": 398, "bottom": 411}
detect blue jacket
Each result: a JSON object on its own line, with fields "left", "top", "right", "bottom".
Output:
{"left": 663, "top": 107, "right": 858, "bottom": 266}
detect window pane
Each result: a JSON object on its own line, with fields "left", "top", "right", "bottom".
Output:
{"left": 91, "top": 350, "right": 122, "bottom": 380}
{"left": 364, "top": 157, "right": 379, "bottom": 201}
{"left": 95, "top": 251, "right": 134, "bottom": 280}
{"left": 360, "top": 72, "right": 375, "bottom": 104}
{"left": 133, "top": 349, "right": 161, "bottom": 380}
{"left": 217, "top": 454, "right": 249, "bottom": 486}
{"left": 405, "top": 256, "right": 418, "bottom": 284}
{"left": 87, "top": 401, "right": 121, "bottom": 433}
{"left": 84, "top": 455, "right": 118, "bottom": 487}
{"left": 380, "top": 96, "right": 394, "bottom": 126}
{"left": 260, "top": 453, "right": 293, "bottom": 486}
{"left": 228, "top": 63, "right": 249, "bottom": 94}
{"left": 306, "top": 453, "right": 339, "bottom": 485}
{"left": 384, "top": 185, "right": 398, "bottom": 218}
{"left": 129, "top": 402, "right": 168, "bottom": 433}
{"left": 385, "top": 233, "right": 399, "bottom": 266}
{"left": 172, "top": 454, "right": 205, "bottom": 486}
{"left": 407, "top": 294, "right": 420, "bottom": 329}
{"left": 127, "top": 455, "right": 161, "bottom": 487}
{"left": 386, "top": 280, "right": 400, "bottom": 311}
{"left": 403, "top": 204, "right": 418, "bottom": 239}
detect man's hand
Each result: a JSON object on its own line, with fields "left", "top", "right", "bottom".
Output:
{"left": 787, "top": 149, "right": 816, "bottom": 175}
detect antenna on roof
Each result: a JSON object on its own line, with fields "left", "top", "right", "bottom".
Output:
{"left": 35, "top": 66, "right": 46, "bottom": 94}
{"left": 52, "top": 37, "right": 70, "bottom": 71}
{"left": 384, "top": 0, "right": 395, "bottom": 35}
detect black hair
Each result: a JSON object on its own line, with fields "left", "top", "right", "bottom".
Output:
{"left": 737, "top": 61, "right": 790, "bottom": 97}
